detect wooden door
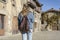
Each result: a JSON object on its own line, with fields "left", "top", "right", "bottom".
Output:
{"left": 0, "top": 14, "right": 5, "bottom": 36}
{"left": 12, "top": 16, "right": 18, "bottom": 34}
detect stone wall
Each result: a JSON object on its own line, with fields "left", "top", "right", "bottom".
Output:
{"left": 0, "top": 0, "right": 42, "bottom": 35}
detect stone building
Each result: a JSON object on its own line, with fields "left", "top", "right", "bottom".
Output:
{"left": 27, "top": 0, "right": 42, "bottom": 32}
{"left": 0, "top": 0, "right": 42, "bottom": 36}
{"left": 41, "top": 8, "right": 60, "bottom": 31}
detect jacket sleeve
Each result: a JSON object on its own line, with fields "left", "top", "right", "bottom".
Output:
{"left": 30, "top": 12, "right": 34, "bottom": 23}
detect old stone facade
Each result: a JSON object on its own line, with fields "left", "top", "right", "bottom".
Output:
{"left": 0, "top": 0, "right": 42, "bottom": 36}
{"left": 33, "top": 11, "right": 42, "bottom": 32}
{"left": 41, "top": 8, "right": 60, "bottom": 31}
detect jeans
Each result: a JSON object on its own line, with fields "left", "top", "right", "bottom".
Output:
{"left": 22, "top": 29, "right": 33, "bottom": 40}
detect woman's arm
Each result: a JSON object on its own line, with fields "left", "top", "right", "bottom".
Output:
{"left": 29, "top": 12, "right": 34, "bottom": 23}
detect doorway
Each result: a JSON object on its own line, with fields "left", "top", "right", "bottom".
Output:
{"left": 0, "top": 14, "right": 5, "bottom": 36}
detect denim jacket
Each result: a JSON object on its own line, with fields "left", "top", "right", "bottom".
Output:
{"left": 18, "top": 11, "right": 34, "bottom": 29}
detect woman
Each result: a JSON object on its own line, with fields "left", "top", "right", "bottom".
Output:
{"left": 18, "top": 4, "right": 34, "bottom": 40}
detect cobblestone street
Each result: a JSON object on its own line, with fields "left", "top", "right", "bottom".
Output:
{"left": 0, "top": 31, "right": 60, "bottom": 40}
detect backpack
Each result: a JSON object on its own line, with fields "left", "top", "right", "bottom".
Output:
{"left": 19, "top": 15, "right": 29, "bottom": 32}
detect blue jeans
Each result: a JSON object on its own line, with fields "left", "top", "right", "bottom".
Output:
{"left": 22, "top": 29, "right": 33, "bottom": 40}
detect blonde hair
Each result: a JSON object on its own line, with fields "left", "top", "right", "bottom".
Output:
{"left": 21, "top": 4, "right": 29, "bottom": 16}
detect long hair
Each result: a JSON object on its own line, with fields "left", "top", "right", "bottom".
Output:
{"left": 21, "top": 4, "right": 29, "bottom": 16}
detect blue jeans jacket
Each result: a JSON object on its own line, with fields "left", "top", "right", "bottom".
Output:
{"left": 18, "top": 11, "right": 34, "bottom": 29}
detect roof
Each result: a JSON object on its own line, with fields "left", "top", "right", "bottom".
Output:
{"left": 42, "top": 8, "right": 60, "bottom": 13}
{"left": 33, "top": 0, "right": 43, "bottom": 7}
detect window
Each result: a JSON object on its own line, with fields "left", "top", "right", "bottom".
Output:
{"left": 11, "top": 0, "right": 16, "bottom": 7}
{"left": 2, "top": 0, "right": 6, "bottom": 2}
{"left": 34, "top": 22, "right": 37, "bottom": 28}
{"left": 0, "top": 0, "right": 6, "bottom": 2}
{"left": 12, "top": 4, "right": 15, "bottom": 7}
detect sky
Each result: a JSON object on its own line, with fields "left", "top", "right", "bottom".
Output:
{"left": 38, "top": 0, "right": 60, "bottom": 11}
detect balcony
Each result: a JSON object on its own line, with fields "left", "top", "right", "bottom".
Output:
{"left": 27, "top": 0, "right": 36, "bottom": 9}
{"left": 27, "top": 0, "right": 41, "bottom": 13}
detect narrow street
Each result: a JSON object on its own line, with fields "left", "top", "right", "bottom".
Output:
{"left": 0, "top": 31, "right": 60, "bottom": 40}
